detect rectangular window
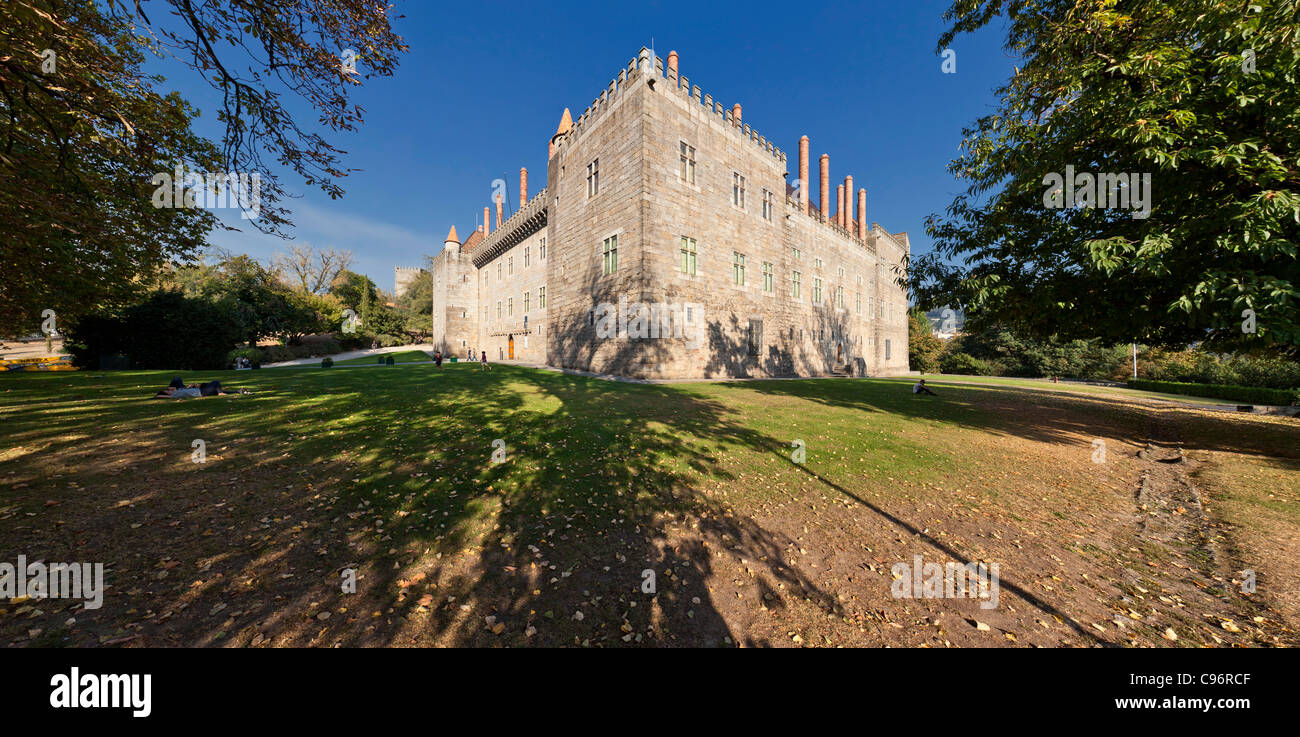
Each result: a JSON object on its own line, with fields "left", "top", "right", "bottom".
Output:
{"left": 524, "top": 291, "right": 531, "bottom": 313}
{"left": 813, "top": 278, "right": 823, "bottom": 304}
{"left": 814, "top": 257, "right": 823, "bottom": 270}
{"left": 508, "top": 297, "right": 513, "bottom": 316}
{"left": 885, "top": 338, "right": 892, "bottom": 361}
{"left": 732, "top": 172, "right": 746, "bottom": 208}
{"left": 679, "top": 141, "right": 696, "bottom": 184}
{"left": 856, "top": 292, "right": 862, "bottom": 314}
{"left": 762, "top": 261, "right": 774, "bottom": 292}
{"left": 680, "top": 236, "right": 697, "bottom": 275}
{"left": 792, "top": 246, "right": 801, "bottom": 260}
{"left": 761, "top": 188, "right": 771, "bottom": 220}
{"left": 747, "top": 319, "right": 762, "bottom": 357}
{"left": 836, "top": 286, "right": 845, "bottom": 309}
{"left": 524, "top": 246, "right": 530, "bottom": 267}
{"left": 791, "top": 271, "right": 801, "bottom": 299}
{"left": 733, "top": 251, "right": 746, "bottom": 286}
{"left": 540, "top": 238, "right": 547, "bottom": 259}
{"left": 538, "top": 286, "right": 546, "bottom": 308}
{"left": 508, "top": 256, "right": 514, "bottom": 275}
{"left": 497, "top": 263, "right": 502, "bottom": 280}
{"left": 497, "top": 301, "right": 502, "bottom": 320}
{"left": 838, "top": 266, "right": 845, "bottom": 278}
{"left": 602, "top": 235, "right": 618, "bottom": 275}
{"left": 587, "top": 158, "right": 599, "bottom": 197}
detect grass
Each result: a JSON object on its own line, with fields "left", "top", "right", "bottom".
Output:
{"left": 890, "top": 373, "right": 1233, "bottom": 406}
{"left": 1, "top": 364, "right": 1296, "bottom": 647}
{"left": 331, "top": 350, "right": 433, "bottom": 365}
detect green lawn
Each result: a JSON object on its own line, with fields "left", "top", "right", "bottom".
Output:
{"left": 2, "top": 364, "right": 1296, "bottom": 647}
{"left": 891, "top": 373, "right": 1231, "bottom": 406}
{"left": 331, "top": 350, "right": 434, "bottom": 365}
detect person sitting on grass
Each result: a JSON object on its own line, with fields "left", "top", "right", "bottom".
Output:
{"left": 154, "top": 379, "right": 249, "bottom": 398}
{"left": 912, "top": 379, "right": 937, "bottom": 396}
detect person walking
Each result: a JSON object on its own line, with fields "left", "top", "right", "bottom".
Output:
{"left": 434, "top": 351, "right": 443, "bottom": 369}
{"left": 480, "top": 351, "right": 491, "bottom": 371}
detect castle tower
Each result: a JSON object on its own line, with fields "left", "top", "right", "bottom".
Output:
{"left": 445, "top": 224, "right": 460, "bottom": 255}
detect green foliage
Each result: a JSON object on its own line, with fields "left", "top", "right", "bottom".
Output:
{"left": 0, "top": 1, "right": 407, "bottom": 337}
{"left": 908, "top": 308, "right": 944, "bottom": 373}
{"left": 227, "top": 347, "right": 265, "bottom": 368}
{"left": 1140, "top": 347, "right": 1300, "bottom": 389}
{"left": 65, "top": 291, "right": 245, "bottom": 370}
{"left": 0, "top": 1, "right": 220, "bottom": 337}
{"left": 1128, "top": 379, "right": 1300, "bottom": 406}
{"left": 940, "top": 352, "right": 996, "bottom": 376}
{"left": 332, "top": 270, "right": 377, "bottom": 319}
{"left": 917, "top": 1, "right": 1300, "bottom": 354}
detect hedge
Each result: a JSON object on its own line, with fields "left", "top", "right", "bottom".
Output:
{"left": 1127, "top": 379, "right": 1300, "bottom": 406}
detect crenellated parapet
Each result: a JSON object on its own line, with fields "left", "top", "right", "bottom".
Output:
{"left": 472, "top": 187, "right": 548, "bottom": 269}
{"left": 551, "top": 47, "right": 785, "bottom": 167}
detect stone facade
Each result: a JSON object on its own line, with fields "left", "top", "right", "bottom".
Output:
{"left": 394, "top": 266, "right": 424, "bottom": 300}
{"left": 428, "top": 48, "right": 910, "bottom": 379}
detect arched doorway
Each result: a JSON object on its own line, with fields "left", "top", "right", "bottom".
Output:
{"left": 508, "top": 335, "right": 515, "bottom": 360}
{"left": 836, "top": 342, "right": 843, "bottom": 364}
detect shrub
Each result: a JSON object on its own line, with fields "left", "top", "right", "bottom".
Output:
{"left": 261, "top": 345, "right": 295, "bottom": 364}
{"left": 1128, "top": 379, "right": 1300, "bottom": 406}
{"left": 65, "top": 291, "right": 244, "bottom": 370}
{"left": 373, "top": 333, "right": 406, "bottom": 348}
{"left": 227, "top": 347, "right": 264, "bottom": 368}
{"left": 941, "top": 352, "right": 995, "bottom": 376}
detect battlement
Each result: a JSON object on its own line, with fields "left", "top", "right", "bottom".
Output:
{"left": 472, "top": 187, "right": 548, "bottom": 269}
{"left": 553, "top": 48, "right": 786, "bottom": 166}
{"left": 785, "top": 194, "right": 876, "bottom": 254}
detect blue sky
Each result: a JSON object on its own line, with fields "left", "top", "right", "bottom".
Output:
{"left": 162, "top": 0, "right": 1012, "bottom": 294}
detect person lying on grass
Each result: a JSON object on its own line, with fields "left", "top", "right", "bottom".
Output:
{"left": 153, "top": 379, "right": 249, "bottom": 398}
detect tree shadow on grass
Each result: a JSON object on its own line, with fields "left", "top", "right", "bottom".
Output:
{"left": 1, "top": 364, "right": 847, "bottom": 647}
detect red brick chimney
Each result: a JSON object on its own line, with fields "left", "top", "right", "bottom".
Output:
{"left": 836, "top": 185, "right": 845, "bottom": 228}
{"left": 667, "top": 50, "right": 678, "bottom": 76}
{"left": 798, "top": 136, "right": 809, "bottom": 209}
{"left": 495, "top": 193, "right": 503, "bottom": 228}
{"left": 844, "top": 175, "right": 854, "bottom": 227}
{"left": 819, "top": 154, "right": 829, "bottom": 220}
{"left": 857, "top": 188, "right": 867, "bottom": 240}
{"left": 484, "top": 206, "right": 490, "bottom": 236}
{"left": 732, "top": 103, "right": 742, "bottom": 128}
{"left": 520, "top": 167, "right": 528, "bottom": 205}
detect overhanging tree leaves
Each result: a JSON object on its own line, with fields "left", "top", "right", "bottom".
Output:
{"left": 0, "top": 0, "right": 406, "bottom": 336}
{"left": 914, "top": 0, "right": 1299, "bottom": 354}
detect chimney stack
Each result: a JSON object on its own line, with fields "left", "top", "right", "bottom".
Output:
{"left": 520, "top": 167, "right": 528, "bottom": 205}
{"left": 495, "top": 193, "right": 503, "bottom": 228}
{"left": 667, "top": 50, "right": 678, "bottom": 77}
{"left": 819, "top": 154, "right": 830, "bottom": 220}
{"left": 732, "top": 103, "right": 742, "bottom": 128}
{"left": 857, "top": 189, "right": 867, "bottom": 240}
{"left": 844, "top": 175, "right": 854, "bottom": 228}
{"left": 798, "top": 136, "right": 809, "bottom": 209}
{"left": 836, "top": 185, "right": 845, "bottom": 228}
{"left": 484, "top": 206, "right": 490, "bottom": 236}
